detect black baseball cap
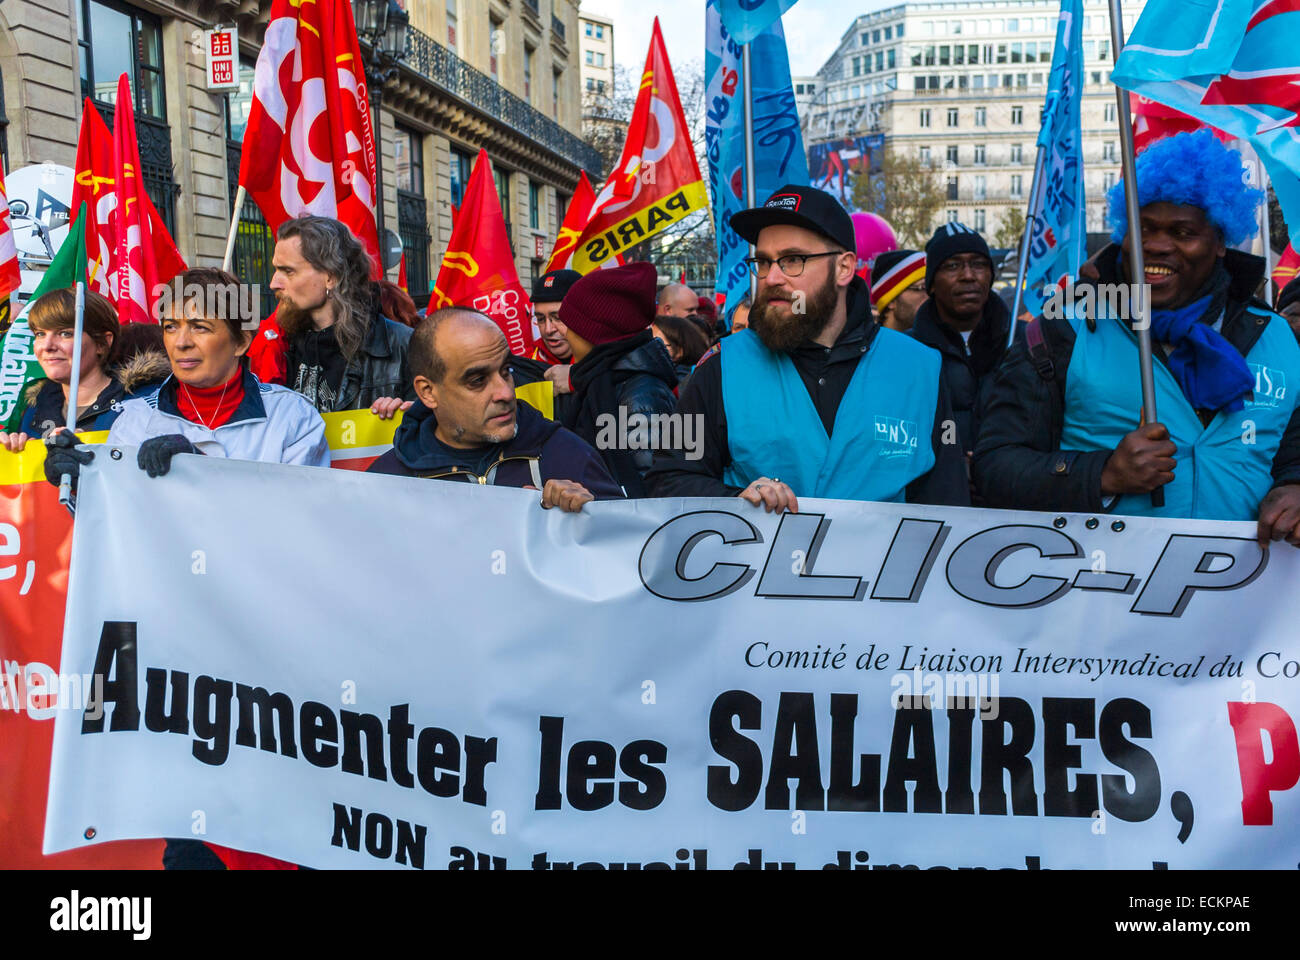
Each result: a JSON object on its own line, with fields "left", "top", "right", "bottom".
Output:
{"left": 531, "top": 269, "right": 581, "bottom": 304}
{"left": 729, "top": 185, "right": 856, "bottom": 253}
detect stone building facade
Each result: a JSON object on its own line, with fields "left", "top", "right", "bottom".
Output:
{"left": 0, "top": 0, "right": 601, "bottom": 310}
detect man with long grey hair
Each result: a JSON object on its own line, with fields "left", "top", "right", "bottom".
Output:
{"left": 272, "top": 215, "right": 414, "bottom": 414}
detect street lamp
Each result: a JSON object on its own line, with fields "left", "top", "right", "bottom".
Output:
{"left": 352, "top": 0, "right": 409, "bottom": 258}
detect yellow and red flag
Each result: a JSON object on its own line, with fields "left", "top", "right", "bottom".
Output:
{"left": 430, "top": 150, "right": 534, "bottom": 356}
{"left": 1275, "top": 243, "right": 1299, "bottom": 292}
{"left": 569, "top": 19, "right": 708, "bottom": 274}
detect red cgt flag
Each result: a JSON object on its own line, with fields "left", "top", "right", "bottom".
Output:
{"left": 544, "top": 170, "right": 622, "bottom": 272}
{"left": 238, "top": 0, "right": 381, "bottom": 277}
{"left": 1131, "top": 94, "right": 1231, "bottom": 154}
{"left": 430, "top": 150, "right": 534, "bottom": 356}
{"left": 569, "top": 18, "right": 708, "bottom": 274}
{"left": 1274, "top": 243, "right": 1299, "bottom": 292}
{"left": 110, "top": 76, "right": 186, "bottom": 325}
{"left": 70, "top": 100, "right": 118, "bottom": 299}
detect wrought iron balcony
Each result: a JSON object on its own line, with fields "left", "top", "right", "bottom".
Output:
{"left": 403, "top": 26, "right": 602, "bottom": 180}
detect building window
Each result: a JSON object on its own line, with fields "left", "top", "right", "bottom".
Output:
{"left": 974, "top": 208, "right": 986, "bottom": 232}
{"left": 918, "top": 145, "right": 931, "bottom": 165}
{"left": 947, "top": 177, "right": 959, "bottom": 200}
{"left": 973, "top": 144, "right": 986, "bottom": 164}
{"left": 585, "top": 22, "right": 592, "bottom": 36}
{"left": 450, "top": 148, "right": 472, "bottom": 208}
{"left": 494, "top": 166, "right": 512, "bottom": 241}
{"left": 1091, "top": 70, "right": 1103, "bottom": 85}
{"left": 1103, "top": 171, "right": 1117, "bottom": 191}
{"left": 919, "top": 108, "right": 931, "bottom": 128}
{"left": 975, "top": 106, "right": 987, "bottom": 127}
{"left": 595, "top": 24, "right": 604, "bottom": 40}
{"left": 947, "top": 107, "right": 959, "bottom": 127}
{"left": 1010, "top": 174, "right": 1023, "bottom": 197}
{"left": 490, "top": 16, "right": 502, "bottom": 80}
{"left": 524, "top": 46, "right": 533, "bottom": 100}
{"left": 852, "top": 57, "right": 861, "bottom": 77}
{"left": 924, "top": 45, "right": 935, "bottom": 66}
{"left": 394, "top": 127, "right": 422, "bottom": 194}
{"left": 553, "top": 68, "right": 562, "bottom": 118}
{"left": 946, "top": 145, "right": 959, "bottom": 165}
{"left": 873, "top": 29, "right": 881, "bottom": 43}
{"left": 446, "top": 0, "right": 458, "bottom": 51}
{"left": 897, "top": 24, "right": 904, "bottom": 38}
{"left": 78, "top": 0, "right": 165, "bottom": 118}
{"left": 974, "top": 175, "right": 986, "bottom": 200}
{"left": 875, "top": 51, "right": 884, "bottom": 71}
{"left": 887, "top": 49, "right": 895, "bottom": 69}
{"left": 884, "top": 26, "right": 892, "bottom": 40}
{"left": 585, "top": 50, "right": 593, "bottom": 65}
{"left": 1011, "top": 106, "right": 1024, "bottom": 125}
{"left": 555, "top": 191, "right": 567, "bottom": 233}
{"left": 1103, "top": 141, "right": 1117, "bottom": 161}
{"left": 529, "top": 181, "right": 541, "bottom": 230}
{"left": 1104, "top": 101, "right": 1116, "bottom": 123}
{"left": 939, "top": 44, "right": 951, "bottom": 66}
{"left": 1010, "top": 142, "right": 1024, "bottom": 164}
{"left": 947, "top": 209, "right": 958, "bottom": 223}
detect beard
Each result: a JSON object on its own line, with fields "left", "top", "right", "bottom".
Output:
{"left": 275, "top": 296, "right": 316, "bottom": 338}
{"left": 749, "top": 272, "right": 839, "bottom": 353}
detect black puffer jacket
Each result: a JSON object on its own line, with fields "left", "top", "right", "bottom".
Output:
{"left": 908, "top": 291, "right": 1013, "bottom": 456}
{"left": 564, "top": 330, "right": 678, "bottom": 497}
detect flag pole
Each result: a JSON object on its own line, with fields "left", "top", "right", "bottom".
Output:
{"left": 742, "top": 41, "right": 758, "bottom": 302}
{"left": 58, "top": 279, "right": 86, "bottom": 512}
{"left": 1109, "top": 0, "right": 1163, "bottom": 508}
{"left": 222, "top": 185, "right": 246, "bottom": 273}
{"left": 1007, "top": 144, "right": 1048, "bottom": 348}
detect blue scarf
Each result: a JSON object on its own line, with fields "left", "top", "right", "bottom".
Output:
{"left": 1148, "top": 274, "right": 1254, "bottom": 414}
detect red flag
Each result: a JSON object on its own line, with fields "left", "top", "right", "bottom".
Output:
{"left": 1275, "top": 243, "right": 1300, "bottom": 292}
{"left": 0, "top": 165, "right": 20, "bottom": 313}
{"left": 569, "top": 19, "right": 708, "bottom": 274}
{"left": 1131, "top": 94, "right": 1231, "bottom": 153}
{"left": 238, "top": 0, "right": 381, "bottom": 277}
{"left": 430, "top": 150, "right": 534, "bottom": 355}
{"left": 247, "top": 307, "right": 288, "bottom": 385}
{"left": 111, "top": 76, "right": 186, "bottom": 325}
{"left": 544, "top": 171, "right": 625, "bottom": 272}
{"left": 397, "top": 252, "right": 408, "bottom": 293}
{"left": 70, "top": 101, "right": 117, "bottom": 298}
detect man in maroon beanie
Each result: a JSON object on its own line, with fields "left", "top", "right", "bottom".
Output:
{"left": 559, "top": 262, "right": 679, "bottom": 497}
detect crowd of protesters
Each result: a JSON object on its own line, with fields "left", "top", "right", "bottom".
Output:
{"left": 15, "top": 129, "right": 1300, "bottom": 550}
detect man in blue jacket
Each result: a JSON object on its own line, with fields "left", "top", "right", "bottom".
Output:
{"left": 974, "top": 130, "right": 1300, "bottom": 546}
{"left": 367, "top": 307, "right": 622, "bottom": 510}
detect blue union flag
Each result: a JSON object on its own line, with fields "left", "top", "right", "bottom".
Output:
{"left": 1112, "top": 0, "right": 1300, "bottom": 244}
{"left": 1022, "top": 0, "right": 1086, "bottom": 318}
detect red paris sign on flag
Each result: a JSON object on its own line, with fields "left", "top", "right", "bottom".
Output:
{"left": 238, "top": 0, "right": 381, "bottom": 277}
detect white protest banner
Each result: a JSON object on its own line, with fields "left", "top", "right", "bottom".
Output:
{"left": 45, "top": 450, "right": 1300, "bottom": 869}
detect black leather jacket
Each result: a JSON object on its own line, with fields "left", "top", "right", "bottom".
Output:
{"left": 337, "top": 307, "right": 415, "bottom": 412}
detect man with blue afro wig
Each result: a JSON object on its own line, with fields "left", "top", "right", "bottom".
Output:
{"left": 974, "top": 129, "right": 1300, "bottom": 546}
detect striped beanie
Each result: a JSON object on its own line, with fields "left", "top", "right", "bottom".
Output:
{"left": 871, "top": 250, "right": 926, "bottom": 310}
{"left": 924, "top": 221, "right": 992, "bottom": 292}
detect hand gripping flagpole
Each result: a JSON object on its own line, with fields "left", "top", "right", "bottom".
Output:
{"left": 742, "top": 41, "right": 758, "bottom": 302}
{"left": 58, "top": 279, "right": 86, "bottom": 513}
{"left": 1109, "top": 0, "right": 1163, "bottom": 508}
{"left": 1007, "top": 144, "right": 1048, "bottom": 348}
{"left": 222, "top": 185, "right": 246, "bottom": 272}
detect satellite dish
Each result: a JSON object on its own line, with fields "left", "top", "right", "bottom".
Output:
{"left": 6, "top": 163, "right": 75, "bottom": 298}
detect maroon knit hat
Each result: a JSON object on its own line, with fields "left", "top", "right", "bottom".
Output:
{"left": 558, "top": 262, "right": 657, "bottom": 346}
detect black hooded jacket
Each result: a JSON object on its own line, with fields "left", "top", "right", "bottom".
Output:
{"left": 562, "top": 330, "right": 678, "bottom": 497}
{"left": 972, "top": 245, "right": 1300, "bottom": 512}
{"left": 908, "top": 289, "right": 1013, "bottom": 456}
{"left": 367, "top": 396, "right": 623, "bottom": 498}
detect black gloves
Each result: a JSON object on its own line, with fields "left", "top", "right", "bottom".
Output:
{"left": 137, "top": 434, "right": 199, "bottom": 478}
{"left": 43, "top": 431, "right": 94, "bottom": 489}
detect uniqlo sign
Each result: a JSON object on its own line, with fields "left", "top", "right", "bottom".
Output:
{"left": 205, "top": 27, "right": 239, "bottom": 90}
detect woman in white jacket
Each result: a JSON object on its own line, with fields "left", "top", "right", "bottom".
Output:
{"left": 45, "top": 267, "right": 329, "bottom": 486}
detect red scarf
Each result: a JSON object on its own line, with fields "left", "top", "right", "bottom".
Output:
{"left": 176, "top": 369, "right": 244, "bottom": 429}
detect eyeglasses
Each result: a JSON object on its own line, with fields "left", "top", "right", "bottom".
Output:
{"left": 937, "top": 257, "right": 993, "bottom": 277}
{"left": 743, "top": 250, "right": 845, "bottom": 278}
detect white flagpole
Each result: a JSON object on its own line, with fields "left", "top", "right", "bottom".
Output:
{"left": 1110, "top": 0, "right": 1163, "bottom": 508}
{"left": 222, "top": 185, "right": 246, "bottom": 272}
{"left": 58, "top": 279, "right": 86, "bottom": 511}
{"left": 1008, "top": 144, "right": 1048, "bottom": 348}
{"left": 742, "top": 41, "right": 758, "bottom": 302}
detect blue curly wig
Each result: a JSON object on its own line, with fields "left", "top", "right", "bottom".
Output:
{"left": 1106, "top": 129, "right": 1263, "bottom": 247}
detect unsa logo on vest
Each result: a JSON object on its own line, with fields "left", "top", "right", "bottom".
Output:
{"left": 873, "top": 415, "right": 919, "bottom": 456}
{"left": 1247, "top": 363, "right": 1287, "bottom": 408}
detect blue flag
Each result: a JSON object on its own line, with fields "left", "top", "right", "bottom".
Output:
{"left": 706, "top": 0, "right": 809, "bottom": 321}
{"left": 716, "top": 0, "right": 799, "bottom": 45}
{"left": 1022, "top": 0, "right": 1086, "bottom": 318}
{"left": 1112, "top": 0, "right": 1300, "bottom": 245}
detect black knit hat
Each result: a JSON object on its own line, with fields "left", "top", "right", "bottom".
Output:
{"left": 531, "top": 269, "right": 582, "bottom": 304}
{"left": 924, "top": 222, "right": 992, "bottom": 292}
{"left": 1279, "top": 276, "right": 1300, "bottom": 315}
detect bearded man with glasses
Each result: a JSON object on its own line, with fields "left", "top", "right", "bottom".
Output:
{"left": 645, "top": 185, "right": 968, "bottom": 511}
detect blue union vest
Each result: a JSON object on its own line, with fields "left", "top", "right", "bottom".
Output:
{"left": 719, "top": 327, "right": 940, "bottom": 502}
{"left": 1060, "top": 303, "right": 1300, "bottom": 520}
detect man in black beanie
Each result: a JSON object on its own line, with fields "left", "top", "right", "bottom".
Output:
{"left": 909, "top": 222, "right": 1013, "bottom": 476}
